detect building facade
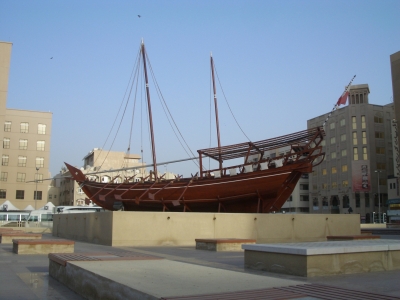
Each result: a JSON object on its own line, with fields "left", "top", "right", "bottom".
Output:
{"left": 0, "top": 41, "right": 52, "bottom": 210}
{"left": 58, "top": 149, "right": 154, "bottom": 206}
{"left": 307, "top": 84, "right": 394, "bottom": 222}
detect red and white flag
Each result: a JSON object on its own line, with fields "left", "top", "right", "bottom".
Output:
{"left": 336, "top": 91, "right": 349, "bottom": 106}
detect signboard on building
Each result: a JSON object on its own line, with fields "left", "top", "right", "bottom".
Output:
{"left": 352, "top": 160, "right": 371, "bottom": 192}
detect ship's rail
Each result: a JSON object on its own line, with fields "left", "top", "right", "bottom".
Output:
{"left": 198, "top": 126, "right": 325, "bottom": 178}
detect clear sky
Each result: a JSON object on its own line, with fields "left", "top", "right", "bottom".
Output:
{"left": 1, "top": 0, "right": 400, "bottom": 177}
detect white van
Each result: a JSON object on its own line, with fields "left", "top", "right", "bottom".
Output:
{"left": 26, "top": 205, "right": 104, "bottom": 228}
{"left": 26, "top": 210, "right": 54, "bottom": 228}
{"left": 54, "top": 206, "right": 104, "bottom": 214}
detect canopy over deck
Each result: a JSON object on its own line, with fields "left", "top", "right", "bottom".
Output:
{"left": 197, "top": 126, "right": 325, "bottom": 162}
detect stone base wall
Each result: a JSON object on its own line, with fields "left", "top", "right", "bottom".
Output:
{"left": 52, "top": 212, "right": 360, "bottom": 247}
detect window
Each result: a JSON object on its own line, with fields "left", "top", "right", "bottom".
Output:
{"left": 0, "top": 189, "right": 6, "bottom": 199}
{"left": 38, "top": 124, "right": 46, "bottom": 134}
{"left": 37, "top": 141, "right": 45, "bottom": 151}
{"left": 353, "top": 132, "right": 358, "bottom": 145}
{"left": 352, "top": 116, "right": 357, "bottom": 130}
{"left": 343, "top": 195, "right": 350, "bottom": 208}
{"left": 332, "top": 182, "right": 338, "bottom": 189}
{"left": 356, "top": 193, "right": 360, "bottom": 208}
{"left": 313, "top": 198, "right": 319, "bottom": 208}
{"left": 0, "top": 172, "right": 7, "bottom": 181}
{"left": 363, "top": 147, "right": 368, "bottom": 160}
{"left": 340, "top": 119, "right": 345, "bottom": 126}
{"left": 374, "top": 113, "right": 383, "bottom": 123}
{"left": 331, "top": 152, "right": 336, "bottom": 159}
{"left": 312, "top": 171, "right": 317, "bottom": 176}
{"left": 322, "top": 183, "right": 328, "bottom": 189}
{"left": 330, "top": 137, "right": 336, "bottom": 145}
{"left": 322, "top": 197, "right": 329, "bottom": 207}
{"left": 375, "top": 131, "right": 384, "bottom": 139}
{"left": 365, "top": 193, "right": 370, "bottom": 207}
{"left": 300, "top": 195, "right": 309, "bottom": 201}
{"left": 331, "top": 167, "right": 337, "bottom": 174}
{"left": 4, "top": 121, "right": 11, "bottom": 132}
{"left": 379, "top": 178, "right": 387, "bottom": 186}
{"left": 34, "top": 191, "right": 42, "bottom": 200}
{"left": 340, "top": 134, "right": 346, "bottom": 142}
{"left": 16, "top": 173, "right": 26, "bottom": 182}
{"left": 16, "top": 190, "right": 25, "bottom": 199}
{"left": 342, "top": 180, "right": 348, "bottom": 187}
{"left": 330, "top": 122, "right": 335, "bottom": 129}
{"left": 19, "top": 139, "right": 28, "bottom": 150}
{"left": 341, "top": 149, "right": 347, "bottom": 157}
{"left": 49, "top": 194, "right": 53, "bottom": 199}
{"left": 300, "top": 184, "right": 309, "bottom": 190}
{"left": 35, "top": 173, "right": 43, "bottom": 183}
{"left": 362, "top": 131, "right": 367, "bottom": 144}
{"left": 18, "top": 156, "right": 27, "bottom": 167}
{"left": 322, "top": 168, "right": 327, "bottom": 175}
{"left": 342, "top": 165, "right": 348, "bottom": 172}
{"left": 36, "top": 157, "right": 44, "bottom": 168}
{"left": 3, "top": 138, "right": 10, "bottom": 149}
{"left": 377, "top": 162, "right": 386, "bottom": 170}
{"left": 313, "top": 184, "right": 317, "bottom": 190}
{"left": 321, "top": 140, "right": 326, "bottom": 146}
{"left": 2, "top": 155, "right": 9, "bottom": 166}
{"left": 353, "top": 148, "right": 359, "bottom": 160}
{"left": 361, "top": 115, "right": 366, "bottom": 129}
{"left": 20, "top": 122, "right": 29, "bottom": 133}
{"left": 376, "top": 147, "right": 385, "bottom": 155}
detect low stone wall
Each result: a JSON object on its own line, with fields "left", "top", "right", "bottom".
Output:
{"left": 0, "top": 227, "right": 52, "bottom": 234}
{"left": 360, "top": 224, "right": 387, "bottom": 229}
{"left": 52, "top": 212, "right": 360, "bottom": 247}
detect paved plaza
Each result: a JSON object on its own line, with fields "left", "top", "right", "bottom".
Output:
{"left": 1, "top": 233, "right": 400, "bottom": 299}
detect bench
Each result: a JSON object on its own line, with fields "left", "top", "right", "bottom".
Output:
{"left": 195, "top": 238, "right": 256, "bottom": 251}
{"left": 327, "top": 235, "right": 380, "bottom": 241}
{"left": 243, "top": 239, "right": 400, "bottom": 277}
{"left": 13, "top": 239, "right": 75, "bottom": 254}
{"left": 0, "top": 233, "right": 42, "bottom": 244}
{"left": 0, "top": 228, "right": 24, "bottom": 233}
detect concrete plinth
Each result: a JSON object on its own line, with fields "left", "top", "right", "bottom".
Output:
{"left": 195, "top": 238, "right": 256, "bottom": 251}
{"left": 243, "top": 239, "right": 400, "bottom": 277}
{"left": 52, "top": 212, "right": 360, "bottom": 247}
{"left": 0, "top": 233, "right": 42, "bottom": 244}
{"left": 13, "top": 239, "right": 74, "bottom": 254}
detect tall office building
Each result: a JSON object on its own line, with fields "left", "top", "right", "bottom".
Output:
{"left": 0, "top": 41, "right": 52, "bottom": 210}
{"left": 388, "top": 51, "right": 400, "bottom": 223}
{"left": 307, "top": 84, "right": 394, "bottom": 222}
{"left": 391, "top": 51, "right": 400, "bottom": 139}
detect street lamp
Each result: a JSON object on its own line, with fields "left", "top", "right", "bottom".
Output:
{"left": 374, "top": 170, "right": 382, "bottom": 223}
{"left": 35, "top": 167, "right": 39, "bottom": 210}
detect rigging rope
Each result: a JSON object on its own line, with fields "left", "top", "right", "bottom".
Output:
{"left": 145, "top": 52, "right": 200, "bottom": 168}
{"left": 213, "top": 62, "right": 252, "bottom": 143}
{"left": 95, "top": 45, "right": 142, "bottom": 174}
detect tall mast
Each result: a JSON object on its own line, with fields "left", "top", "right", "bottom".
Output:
{"left": 141, "top": 40, "right": 158, "bottom": 178}
{"left": 210, "top": 53, "right": 222, "bottom": 169}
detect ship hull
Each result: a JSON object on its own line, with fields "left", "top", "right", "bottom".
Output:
{"left": 65, "top": 160, "right": 311, "bottom": 213}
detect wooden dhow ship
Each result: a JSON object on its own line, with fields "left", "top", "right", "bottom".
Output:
{"left": 66, "top": 41, "right": 325, "bottom": 213}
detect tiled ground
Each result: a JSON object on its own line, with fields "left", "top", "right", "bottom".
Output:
{"left": 1, "top": 233, "right": 400, "bottom": 299}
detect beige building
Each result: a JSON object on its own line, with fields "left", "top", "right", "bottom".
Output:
{"left": 0, "top": 41, "right": 52, "bottom": 210}
{"left": 58, "top": 149, "right": 153, "bottom": 206}
{"left": 307, "top": 84, "right": 394, "bottom": 222}
{"left": 391, "top": 51, "right": 400, "bottom": 152}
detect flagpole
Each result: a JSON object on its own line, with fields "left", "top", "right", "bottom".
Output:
{"left": 322, "top": 75, "right": 356, "bottom": 128}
